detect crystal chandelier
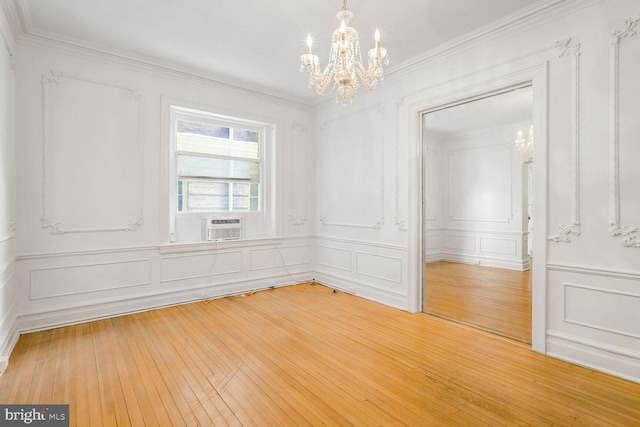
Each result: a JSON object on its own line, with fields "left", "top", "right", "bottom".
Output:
{"left": 515, "top": 125, "right": 533, "bottom": 154}
{"left": 300, "top": 0, "right": 388, "bottom": 104}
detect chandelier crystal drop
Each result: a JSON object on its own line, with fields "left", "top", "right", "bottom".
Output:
{"left": 300, "top": 0, "right": 388, "bottom": 104}
{"left": 515, "top": 125, "right": 533, "bottom": 154}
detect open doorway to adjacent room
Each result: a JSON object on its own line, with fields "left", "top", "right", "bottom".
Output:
{"left": 421, "top": 86, "right": 534, "bottom": 344}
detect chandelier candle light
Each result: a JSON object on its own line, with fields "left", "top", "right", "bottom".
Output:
{"left": 300, "top": 0, "right": 388, "bottom": 104}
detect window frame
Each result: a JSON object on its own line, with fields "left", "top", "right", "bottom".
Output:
{"left": 168, "top": 105, "right": 274, "bottom": 242}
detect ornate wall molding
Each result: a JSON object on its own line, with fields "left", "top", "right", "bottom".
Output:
{"left": 0, "top": 18, "right": 14, "bottom": 70}
{"left": 41, "top": 71, "right": 144, "bottom": 234}
{"left": 548, "top": 38, "right": 582, "bottom": 243}
{"left": 319, "top": 215, "right": 384, "bottom": 230}
{"left": 288, "top": 121, "right": 308, "bottom": 226}
{"left": 609, "top": 15, "right": 640, "bottom": 248}
{"left": 288, "top": 214, "right": 308, "bottom": 226}
{"left": 394, "top": 96, "right": 407, "bottom": 231}
{"left": 318, "top": 104, "right": 385, "bottom": 230}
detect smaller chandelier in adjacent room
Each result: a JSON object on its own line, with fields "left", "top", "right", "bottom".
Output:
{"left": 300, "top": 0, "right": 388, "bottom": 104}
{"left": 515, "top": 125, "right": 533, "bottom": 154}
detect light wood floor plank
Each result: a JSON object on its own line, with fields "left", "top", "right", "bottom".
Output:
{"left": 2, "top": 283, "right": 640, "bottom": 426}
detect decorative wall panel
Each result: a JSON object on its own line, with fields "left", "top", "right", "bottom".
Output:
{"left": 41, "top": 71, "right": 143, "bottom": 234}
{"left": 30, "top": 259, "right": 151, "bottom": 299}
{"left": 609, "top": 15, "right": 640, "bottom": 247}
{"left": 288, "top": 122, "right": 308, "bottom": 226}
{"left": 318, "top": 105, "right": 384, "bottom": 229}
{"left": 447, "top": 144, "right": 513, "bottom": 223}
{"left": 548, "top": 38, "right": 582, "bottom": 243}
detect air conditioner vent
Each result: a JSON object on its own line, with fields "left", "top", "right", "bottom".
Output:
{"left": 201, "top": 218, "right": 243, "bottom": 241}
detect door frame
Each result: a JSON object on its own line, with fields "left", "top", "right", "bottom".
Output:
{"left": 403, "top": 58, "right": 549, "bottom": 354}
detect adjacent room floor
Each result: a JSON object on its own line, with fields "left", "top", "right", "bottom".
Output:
{"left": 424, "top": 261, "right": 532, "bottom": 343}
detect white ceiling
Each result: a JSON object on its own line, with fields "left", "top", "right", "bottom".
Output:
{"left": 12, "top": 0, "right": 542, "bottom": 104}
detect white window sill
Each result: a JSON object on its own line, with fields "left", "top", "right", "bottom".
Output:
{"left": 159, "top": 237, "right": 284, "bottom": 255}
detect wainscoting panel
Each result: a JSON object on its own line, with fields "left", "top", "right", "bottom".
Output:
{"left": 161, "top": 251, "right": 243, "bottom": 283}
{"left": 316, "top": 245, "right": 352, "bottom": 272}
{"left": 30, "top": 259, "right": 151, "bottom": 299}
{"left": 444, "top": 234, "right": 476, "bottom": 251}
{"left": 355, "top": 252, "right": 402, "bottom": 284}
{"left": 16, "top": 238, "right": 315, "bottom": 333}
{"left": 479, "top": 237, "right": 518, "bottom": 256}
{"left": 249, "top": 245, "right": 311, "bottom": 271}
{"left": 315, "top": 237, "right": 408, "bottom": 310}
{"left": 564, "top": 283, "right": 640, "bottom": 339}
{"left": 435, "top": 229, "right": 528, "bottom": 270}
{"left": 547, "top": 265, "right": 640, "bottom": 383}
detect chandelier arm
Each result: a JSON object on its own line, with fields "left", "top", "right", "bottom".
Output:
{"left": 303, "top": 61, "right": 336, "bottom": 94}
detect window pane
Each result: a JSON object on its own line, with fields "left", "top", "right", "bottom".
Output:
{"left": 232, "top": 128, "right": 260, "bottom": 143}
{"left": 232, "top": 183, "right": 250, "bottom": 211}
{"left": 178, "top": 155, "right": 260, "bottom": 181}
{"left": 250, "top": 183, "right": 259, "bottom": 211}
{"left": 177, "top": 120, "right": 229, "bottom": 138}
{"left": 177, "top": 121, "right": 259, "bottom": 159}
{"left": 230, "top": 182, "right": 259, "bottom": 212}
{"left": 178, "top": 180, "right": 229, "bottom": 212}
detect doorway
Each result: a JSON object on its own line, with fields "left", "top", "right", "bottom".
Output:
{"left": 421, "top": 86, "right": 533, "bottom": 344}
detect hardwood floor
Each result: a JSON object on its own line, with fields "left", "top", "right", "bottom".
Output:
{"left": 424, "top": 261, "right": 532, "bottom": 343}
{"left": 2, "top": 283, "right": 640, "bottom": 426}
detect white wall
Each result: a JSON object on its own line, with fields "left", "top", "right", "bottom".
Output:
{"left": 315, "top": 0, "right": 640, "bottom": 383}
{"left": 0, "top": 6, "right": 16, "bottom": 373}
{"left": 9, "top": 39, "right": 316, "bottom": 345}
{"left": 425, "top": 126, "right": 530, "bottom": 270}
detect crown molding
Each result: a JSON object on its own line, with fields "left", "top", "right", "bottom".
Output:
{"left": 2, "top": 0, "right": 605, "bottom": 109}
{"left": 1, "top": 0, "right": 316, "bottom": 109}
{"left": 385, "top": 0, "right": 604, "bottom": 85}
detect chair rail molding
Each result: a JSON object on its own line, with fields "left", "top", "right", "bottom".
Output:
{"left": 548, "top": 38, "right": 582, "bottom": 243}
{"left": 609, "top": 15, "right": 640, "bottom": 248}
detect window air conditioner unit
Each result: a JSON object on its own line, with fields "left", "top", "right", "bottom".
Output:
{"left": 201, "top": 218, "right": 243, "bottom": 241}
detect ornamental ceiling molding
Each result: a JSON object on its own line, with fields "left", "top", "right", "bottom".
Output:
{"left": 41, "top": 70, "right": 144, "bottom": 235}
{"left": 609, "top": 14, "right": 640, "bottom": 248}
{"left": 548, "top": 38, "right": 582, "bottom": 243}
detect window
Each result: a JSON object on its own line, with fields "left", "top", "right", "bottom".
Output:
{"left": 172, "top": 108, "right": 265, "bottom": 213}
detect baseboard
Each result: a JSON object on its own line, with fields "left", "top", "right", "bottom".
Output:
{"left": 0, "top": 304, "right": 19, "bottom": 375}
{"left": 547, "top": 330, "right": 640, "bottom": 384}
{"left": 440, "top": 253, "right": 529, "bottom": 271}
{"left": 313, "top": 272, "right": 408, "bottom": 311}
